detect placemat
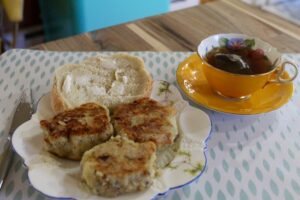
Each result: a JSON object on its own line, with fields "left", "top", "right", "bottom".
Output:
{"left": 0, "top": 49, "right": 299, "bottom": 200}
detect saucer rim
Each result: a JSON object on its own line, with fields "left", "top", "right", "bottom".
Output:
{"left": 176, "top": 54, "right": 294, "bottom": 115}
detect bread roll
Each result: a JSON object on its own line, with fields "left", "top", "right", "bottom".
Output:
{"left": 51, "top": 54, "right": 152, "bottom": 113}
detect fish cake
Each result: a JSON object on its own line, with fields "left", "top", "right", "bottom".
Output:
{"left": 113, "top": 98, "right": 180, "bottom": 168}
{"left": 40, "top": 103, "right": 113, "bottom": 160}
{"left": 80, "top": 136, "right": 156, "bottom": 197}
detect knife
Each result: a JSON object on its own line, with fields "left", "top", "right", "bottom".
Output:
{"left": 0, "top": 90, "right": 33, "bottom": 190}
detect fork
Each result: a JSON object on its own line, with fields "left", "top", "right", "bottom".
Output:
{"left": 0, "top": 89, "right": 34, "bottom": 190}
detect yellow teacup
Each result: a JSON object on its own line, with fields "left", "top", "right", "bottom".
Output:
{"left": 197, "top": 34, "right": 298, "bottom": 100}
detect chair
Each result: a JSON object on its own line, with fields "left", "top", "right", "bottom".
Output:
{"left": 0, "top": 0, "right": 24, "bottom": 51}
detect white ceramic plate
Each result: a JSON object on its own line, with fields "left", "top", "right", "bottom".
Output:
{"left": 12, "top": 80, "right": 211, "bottom": 200}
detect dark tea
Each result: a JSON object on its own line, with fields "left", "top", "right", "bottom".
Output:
{"left": 205, "top": 46, "right": 274, "bottom": 75}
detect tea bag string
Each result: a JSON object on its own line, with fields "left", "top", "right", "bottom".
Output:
{"left": 215, "top": 53, "right": 250, "bottom": 69}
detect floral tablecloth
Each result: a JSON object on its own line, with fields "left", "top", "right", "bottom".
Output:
{"left": 0, "top": 50, "right": 299, "bottom": 200}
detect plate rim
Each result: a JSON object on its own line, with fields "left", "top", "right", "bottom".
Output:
{"left": 12, "top": 80, "right": 213, "bottom": 200}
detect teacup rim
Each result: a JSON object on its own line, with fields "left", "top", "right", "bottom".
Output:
{"left": 197, "top": 33, "right": 282, "bottom": 77}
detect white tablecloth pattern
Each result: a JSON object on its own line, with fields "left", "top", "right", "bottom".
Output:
{"left": 0, "top": 50, "right": 299, "bottom": 200}
{"left": 242, "top": 0, "right": 300, "bottom": 26}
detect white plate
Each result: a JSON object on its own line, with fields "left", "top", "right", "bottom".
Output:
{"left": 12, "top": 80, "right": 211, "bottom": 200}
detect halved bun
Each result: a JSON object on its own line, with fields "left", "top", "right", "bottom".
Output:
{"left": 51, "top": 54, "right": 152, "bottom": 113}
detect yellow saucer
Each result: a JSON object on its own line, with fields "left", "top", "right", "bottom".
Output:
{"left": 176, "top": 54, "right": 294, "bottom": 115}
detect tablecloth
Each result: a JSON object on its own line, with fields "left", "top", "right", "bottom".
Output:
{"left": 0, "top": 49, "right": 299, "bottom": 200}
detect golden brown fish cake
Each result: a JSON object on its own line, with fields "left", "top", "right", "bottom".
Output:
{"left": 113, "top": 98, "right": 179, "bottom": 168}
{"left": 80, "top": 136, "right": 156, "bottom": 197}
{"left": 40, "top": 103, "right": 113, "bottom": 160}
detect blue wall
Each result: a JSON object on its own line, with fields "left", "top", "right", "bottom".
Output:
{"left": 40, "top": 0, "right": 169, "bottom": 41}
{"left": 75, "top": 0, "right": 169, "bottom": 32}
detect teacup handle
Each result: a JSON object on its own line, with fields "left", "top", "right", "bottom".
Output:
{"left": 269, "top": 61, "right": 298, "bottom": 84}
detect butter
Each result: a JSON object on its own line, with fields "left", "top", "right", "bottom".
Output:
{"left": 90, "top": 86, "right": 106, "bottom": 95}
{"left": 101, "top": 58, "right": 117, "bottom": 69}
{"left": 62, "top": 74, "right": 72, "bottom": 93}
{"left": 110, "top": 81, "right": 125, "bottom": 95}
{"left": 122, "top": 76, "right": 128, "bottom": 84}
{"left": 75, "top": 76, "right": 91, "bottom": 86}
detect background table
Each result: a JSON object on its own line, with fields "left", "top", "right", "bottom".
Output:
{"left": 32, "top": 0, "right": 300, "bottom": 53}
{"left": 1, "top": 0, "right": 300, "bottom": 200}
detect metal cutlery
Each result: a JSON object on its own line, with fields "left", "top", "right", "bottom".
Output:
{"left": 0, "top": 90, "right": 33, "bottom": 190}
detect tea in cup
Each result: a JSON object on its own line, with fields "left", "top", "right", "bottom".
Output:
{"left": 197, "top": 34, "right": 298, "bottom": 100}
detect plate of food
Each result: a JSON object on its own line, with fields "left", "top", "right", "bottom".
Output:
{"left": 12, "top": 54, "right": 211, "bottom": 200}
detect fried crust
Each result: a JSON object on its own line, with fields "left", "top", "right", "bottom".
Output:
{"left": 113, "top": 98, "right": 177, "bottom": 147}
{"left": 40, "top": 103, "right": 113, "bottom": 160}
{"left": 81, "top": 137, "right": 156, "bottom": 177}
{"left": 41, "top": 103, "right": 109, "bottom": 138}
{"left": 81, "top": 136, "right": 156, "bottom": 196}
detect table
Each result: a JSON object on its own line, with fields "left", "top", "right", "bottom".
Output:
{"left": 1, "top": 1, "right": 300, "bottom": 200}
{"left": 32, "top": 0, "right": 300, "bottom": 53}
